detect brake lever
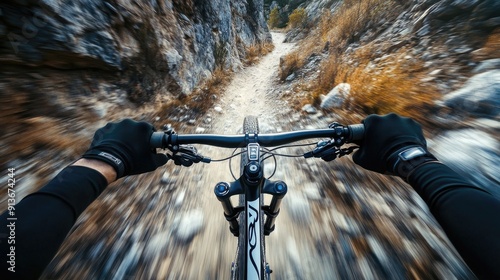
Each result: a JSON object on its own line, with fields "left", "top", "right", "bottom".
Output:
{"left": 168, "top": 145, "right": 211, "bottom": 167}
{"left": 304, "top": 139, "right": 338, "bottom": 161}
{"left": 304, "top": 139, "right": 358, "bottom": 162}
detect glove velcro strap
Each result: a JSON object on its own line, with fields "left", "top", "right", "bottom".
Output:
{"left": 82, "top": 150, "right": 125, "bottom": 178}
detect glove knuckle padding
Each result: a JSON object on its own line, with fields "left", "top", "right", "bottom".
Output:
{"left": 353, "top": 113, "right": 427, "bottom": 174}
{"left": 83, "top": 119, "right": 167, "bottom": 178}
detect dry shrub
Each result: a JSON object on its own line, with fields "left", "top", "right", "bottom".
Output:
{"left": 245, "top": 45, "right": 261, "bottom": 65}
{"left": 317, "top": 52, "right": 342, "bottom": 92}
{"left": 284, "top": 0, "right": 430, "bottom": 120}
{"left": 280, "top": 0, "right": 403, "bottom": 83}
{"left": 1, "top": 116, "right": 88, "bottom": 165}
{"left": 307, "top": 43, "right": 439, "bottom": 123}
{"left": 159, "top": 68, "right": 231, "bottom": 117}
{"left": 187, "top": 68, "right": 231, "bottom": 114}
{"left": 280, "top": 11, "right": 332, "bottom": 82}
{"left": 268, "top": 6, "right": 280, "bottom": 29}
{"left": 325, "top": 0, "right": 400, "bottom": 47}
{"left": 279, "top": 52, "right": 303, "bottom": 80}
{"left": 344, "top": 48, "right": 440, "bottom": 122}
{"left": 245, "top": 42, "right": 275, "bottom": 65}
{"left": 472, "top": 27, "right": 500, "bottom": 60}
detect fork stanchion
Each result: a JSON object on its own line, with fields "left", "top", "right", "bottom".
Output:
{"left": 263, "top": 181, "right": 288, "bottom": 235}
{"left": 214, "top": 182, "right": 243, "bottom": 236}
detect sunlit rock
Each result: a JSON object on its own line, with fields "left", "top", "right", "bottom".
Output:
{"left": 301, "top": 104, "right": 317, "bottom": 114}
{"left": 320, "top": 83, "right": 351, "bottom": 110}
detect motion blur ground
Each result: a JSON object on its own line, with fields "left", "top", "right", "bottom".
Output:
{"left": 34, "top": 32, "right": 475, "bottom": 279}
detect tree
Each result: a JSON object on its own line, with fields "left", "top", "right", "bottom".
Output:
{"left": 268, "top": 7, "right": 280, "bottom": 29}
{"left": 288, "top": 7, "right": 307, "bottom": 29}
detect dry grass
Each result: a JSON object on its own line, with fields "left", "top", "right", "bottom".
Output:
{"left": 350, "top": 66, "right": 438, "bottom": 119}
{"left": 279, "top": 52, "right": 303, "bottom": 80}
{"left": 268, "top": 7, "right": 280, "bottom": 29}
{"left": 318, "top": 45, "right": 440, "bottom": 123}
{"left": 329, "top": 0, "right": 400, "bottom": 45}
{"left": 245, "top": 42, "right": 275, "bottom": 66}
{"left": 280, "top": 0, "right": 404, "bottom": 79}
{"left": 472, "top": 27, "right": 500, "bottom": 61}
{"left": 280, "top": 0, "right": 443, "bottom": 122}
{"left": 159, "top": 68, "right": 231, "bottom": 118}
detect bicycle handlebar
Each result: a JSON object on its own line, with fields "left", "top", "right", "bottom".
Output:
{"left": 150, "top": 124, "right": 364, "bottom": 149}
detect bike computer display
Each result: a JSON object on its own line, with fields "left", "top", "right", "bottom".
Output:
{"left": 247, "top": 143, "right": 260, "bottom": 161}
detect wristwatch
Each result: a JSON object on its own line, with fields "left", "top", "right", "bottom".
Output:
{"left": 389, "top": 146, "right": 438, "bottom": 180}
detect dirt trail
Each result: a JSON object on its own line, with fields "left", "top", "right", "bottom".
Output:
{"left": 44, "top": 32, "right": 473, "bottom": 280}
{"left": 211, "top": 32, "right": 295, "bottom": 134}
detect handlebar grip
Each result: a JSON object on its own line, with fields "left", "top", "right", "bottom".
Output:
{"left": 150, "top": 131, "right": 165, "bottom": 148}
{"left": 347, "top": 124, "right": 365, "bottom": 142}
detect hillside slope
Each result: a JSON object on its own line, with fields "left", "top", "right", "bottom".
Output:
{"left": 277, "top": 0, "right": 499, "bottom": 196}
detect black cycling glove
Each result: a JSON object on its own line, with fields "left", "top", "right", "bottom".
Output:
{"left": 352, "top": 113, "right": 437, "bottom": 179}
{"left": 82, "top": 119, "right": 168, "bottom": 178}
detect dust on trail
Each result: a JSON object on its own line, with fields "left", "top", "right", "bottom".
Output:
{"left": 44, "top": 32, "right": 473, "bottom": 279}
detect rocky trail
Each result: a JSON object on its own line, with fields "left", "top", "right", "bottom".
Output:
{"left": 42, "top": 32, "right": 474, "bottom": 279}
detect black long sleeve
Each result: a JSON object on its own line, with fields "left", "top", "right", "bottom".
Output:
{"left": 408, "top": 162, "right": 500, "bottom": 279}
{"left": 0, "top": 166, "right": 107, "bottom": 279}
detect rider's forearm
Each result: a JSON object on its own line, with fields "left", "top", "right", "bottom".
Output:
{"left": 73, "top": 158, "right": 117, "bottom": 184}
{"left": 408, "top": 162, "right": 500, "bottom": 279}
{"left": 0, "top": 165, "right": 108, "bottom": 279}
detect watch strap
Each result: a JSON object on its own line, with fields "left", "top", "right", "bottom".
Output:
{"left": 81, "top": 150, "right": 125, "bottom": 178}
{"left": 388, "top": 146, "right": 439, "bottom": 181}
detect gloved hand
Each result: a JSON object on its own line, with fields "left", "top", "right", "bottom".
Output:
{"left": 82, "top": 119, "right": 168, "bottom": 178}
{"left": 352, "top": 113, "right": 436, "bottom": 178}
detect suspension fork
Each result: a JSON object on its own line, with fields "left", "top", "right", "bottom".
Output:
{"left": 214, "top": 143, "right": 288, "bottom": 279}
{"left": 215, "top": 178, "right": 287, "bottom": 279}
{"left": 214, "top": 179, "right": 288, "bottom": 234}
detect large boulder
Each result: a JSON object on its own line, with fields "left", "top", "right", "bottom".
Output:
{"left": 441, "top": 70, "right": 500, "bottom": 119}
{"left": 430, "top": 129, "right": 500, "bottom": 198}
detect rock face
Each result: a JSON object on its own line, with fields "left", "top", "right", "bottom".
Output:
{"left": 0, "top": 0, "right": 271, "bottom": 103}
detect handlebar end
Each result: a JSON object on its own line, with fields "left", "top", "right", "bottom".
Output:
{"left": 150, "top": 132, "right": 165, "bottom": 148}
{"left": 347, "top": 124, "right": 365, "bottom": 142}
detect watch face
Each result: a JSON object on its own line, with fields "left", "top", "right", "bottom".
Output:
{"left": 399, "top": 146, "right": 426, "bottom": 161}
